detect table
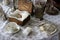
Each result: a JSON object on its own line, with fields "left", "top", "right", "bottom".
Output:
{"left": 0, "top": 17, "right": 59, "bottom": 40}
{"left": 0, "top": 0, "right": 59, "bottom": 40}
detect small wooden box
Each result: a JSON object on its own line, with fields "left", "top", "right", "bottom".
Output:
{"left": 8, "top": 10, "right": 30, "bottom": 26}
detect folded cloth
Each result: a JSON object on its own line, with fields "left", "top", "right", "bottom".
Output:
{"left": 1, "top": 5, "right": 10, "bottom": 13}
{"left": 0, "top": 5, "right": 14, "bottom": 16}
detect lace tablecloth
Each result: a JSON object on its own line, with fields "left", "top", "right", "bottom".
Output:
{"left": 0, "top": 17, "right": 59, "bottom": 40}
{"left": 44, "top": 12, "right": 60, "bottom": 31}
